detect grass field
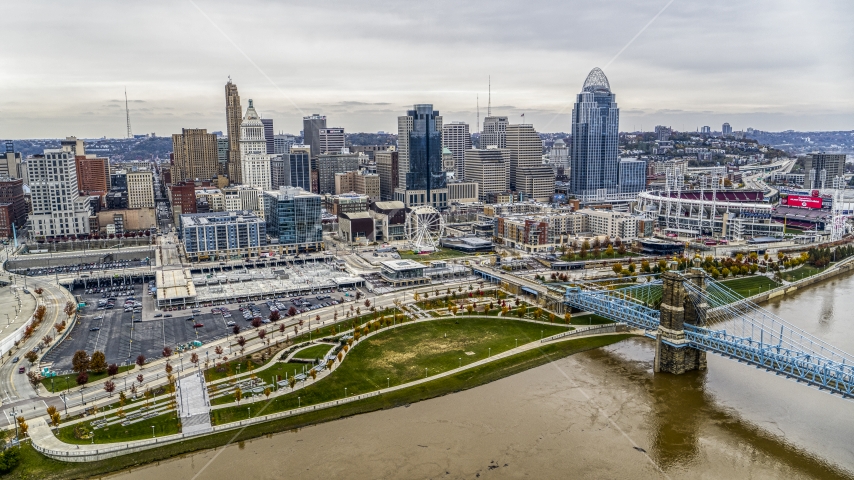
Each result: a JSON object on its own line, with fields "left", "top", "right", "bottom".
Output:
{"left": 781, "top": 264, "right": 827, "bottom": 282}
{"left": 569, "top": 314, "right": 616, "bottom": 326}
{"left": 55, "top": 411, "right": 180, "bottom": 445}
{"left": 291, "top": 343, "right": 335, "bottom": 360}
{"left": 211, "top": 317, "right": 569, "bottom": 424}
{"left": 41, "top": 365, "right": 136, "bottom": 393}
{"left": 719, "top": 275, "right": 779, "bottom": 298}
{"left": 5, "top": 334, "right": 631, "bottom": 480}
{"left": 397, "top": 247, "right": 473, "bottom": 261}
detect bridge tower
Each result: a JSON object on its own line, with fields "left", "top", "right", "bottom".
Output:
{"left": 654, "top": 270, "right": 708, "bottom": 374}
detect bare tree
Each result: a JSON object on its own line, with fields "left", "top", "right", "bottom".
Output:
{"left": 104, "top": 380, "right": 116, "bottom": 397}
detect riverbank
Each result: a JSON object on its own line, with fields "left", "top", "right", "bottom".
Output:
{"left": 4, "top": 334, "right": 630, "bottom": 479}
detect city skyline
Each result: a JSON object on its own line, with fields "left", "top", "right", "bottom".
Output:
{"left": 1, "top": 1, "right": 852, "bottom": 138}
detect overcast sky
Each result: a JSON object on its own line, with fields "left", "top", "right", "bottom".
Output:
{"left": 1, "top": 0, "right": 852, "bottom": 139}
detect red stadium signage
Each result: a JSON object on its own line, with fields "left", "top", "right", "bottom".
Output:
{"left": 786, "top": 195, "right": 823, "bottom": 209}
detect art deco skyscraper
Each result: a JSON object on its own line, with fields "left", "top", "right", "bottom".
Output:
{"left": 239, "top": 99, "right": 272, "bottom": 190}
{"left": 570, "top": 67, "right": 620, "bottom": 201}
{"left": 172, "top": 128, "right": 219, "bottom": 183}
{"left": 225, "top": 78, "right": 243, "bottom": 181}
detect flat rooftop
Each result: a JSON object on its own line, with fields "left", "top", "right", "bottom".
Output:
{"left": 156, "top": 269, "right": 197, "bottom": 302}
{"left": 380, "top": 259, "right": 426, "bottom": 271}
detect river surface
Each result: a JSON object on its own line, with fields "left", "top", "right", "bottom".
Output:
{"left": 112, "top": 274, "right": 854, "bottom": 479}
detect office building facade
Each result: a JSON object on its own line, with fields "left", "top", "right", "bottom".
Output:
{"left": 464, "top": 148, "right": 508, "bottom": 201}
{"left": 0, "top": 177, "right": 28, "bottom": 231}
{"left": 618, "top": 158, "right": 646, "bottom": 194}
{"left": 261, "top": 118, "right": 274, "bottom": 154}
{"left": 376, "top": 151, "right": 399, "bottom": 201}
{"left": 318, "top": 128, "right": 345, "bottom": 155}
{"left": 27, "top": 148, "right": 92, "bottom": 239}
{"left": 263, "top": 186, "right": 323, "bottom": 252}
{"left": 395, "top": 104, "right": 447, "bottom": 208}
{"left": 507, "top": 123, "right": 553, "bottom": 200}
{"left": 127, "top": 170, "right": 155, "bottom": 208}
{"left": 274, "top": 133, "right": 296, "bottom": 155}
{"left": 180, "top": 210, "right": 266, "bottom": 261}
{"left": 570, "top": 67, "right": 620, "bottom": 201}
{"left": 317, "top": 152, "right": 359, "bottom": 194}
{"left": 442, "top": 122, "right": 472, "bottom": 178}
{"left": 172, "top": 128, "right": 220, "bottom": 183}
{"left": 805, "top": 153, "right": 847, "bottom": 189}
{"left": 288, "top": 152, "right": 311, "bottom": 191}
{"left": 302, "top": 114, "right": 327, "bottom": 159}
{"left": 1, "top": 141, "right": 22, "bottom": 179}
{"left": 480, "top": 116, "right": 508, "bottom": 148}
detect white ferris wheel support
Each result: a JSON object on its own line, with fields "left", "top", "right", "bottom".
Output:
{"left": 405, "top": 206, "right": 445, "bottom": 252}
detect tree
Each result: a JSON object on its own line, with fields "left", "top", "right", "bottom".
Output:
{"left": 234, "top": 387, "right": 243, "bottom": 404}
{"left": 364, "top": 299, "right": 371, "bottom": 308}
{"left": 104, "top": 380, "right": 116, "bottom": 397}
{"left": 237, "top": 336, "right": 246, "bottom": 349}
{"left": 136, "top": 373, "right": 144, "bottom": 385}
{"left": 119, "top": 391, "right": 127, "bottom": 406}
{"left": 269, "top": 310, "right": 280, "bottom": 322}
{"left": 356, "top": 291, "right": 362, "bottom": 300}
{"left": 309, "top": 368, "right": 317, "bottom": 380}
{"left": 233, "top": 325, "right": 241, "bottom": 335}
{"left": 165, "top": 363, "right": 173, "bottom": 375}
{"left": 64, "top": 301, "right": 76, "bottom": 318}
{"left": 16, "top": 416, "right": 28, "bottom": 437}
{"left": 279, "top": 324, "right": 286, "bottom": 336}
{"left": 76, "top": 371, "right": 89, "bottom": 386}
{"left": 26, "top": 371, "right": 41, "bottom": 389}
{"left": 287, "top": 306, "right": 297, "bottom": 317}
{"left": 612, "top": 263, "right": 623, "bottom": 275}
{"left": 24, "top": 351, "right": 38, "bottom": 365}
{"left": 107, "top": 363, "right": 119, "bottom": 376}
{"left": 71, "top": 350, "right": 90, "bottom": 373}
{"left": 605, "top": 245, "right": 614, "bottom": 257}
{"left": 136, "top": 354, "right": 146, "bottom": 368}
{"left": 251, "top": 318, "right": 262, "bottom": 328}
{"left": 264, "top": 387, "right": 271, "bottom": 399}
{"left": 162, "top": 346, "right": 172, "bottom": 358}
{"left": 215, "top": 346, "right": 224, "bottom": 357}
{"left": 258, "top": 329, "right": 267, "bottom": 341}
{"left": 90, "top": 351, "right": 107, "bottom": 374}
{"left": 42, "top": 334, "right": 53, "bottom": 346}
{"left": 413, "top": 292, "right": 420, "bottom": 302}
{"left": 190, "top": 352, "right": 199, "bottom": 366}
{"left": 34, "top": 287, "right": 43, "bottom": 296}
{"left": 288, "top": 376, "right": 296, "bottom": 389}
{"left": 564, "top": 312, "right": 572, "bottom": 324}
{"left": 55, "top": 321, "right": 67, "bottom": 335}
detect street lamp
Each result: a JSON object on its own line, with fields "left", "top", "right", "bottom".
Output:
{"left": 151, "top": 426, "right": 155, "bottom": 438}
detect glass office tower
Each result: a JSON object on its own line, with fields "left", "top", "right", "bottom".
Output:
{"left": 404, "top": 104, "right": 445, "bottom": 198}
{"left": 570, "top": 67, "right": 620, "bottom": 200}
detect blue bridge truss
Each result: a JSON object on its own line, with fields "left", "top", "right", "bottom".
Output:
{"left": 564, "top": 276, "right": 854, "bottom": 398}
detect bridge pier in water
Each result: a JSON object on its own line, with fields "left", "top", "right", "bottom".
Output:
{"left": 654, "top": 270, "right": 708, "bottom": 375}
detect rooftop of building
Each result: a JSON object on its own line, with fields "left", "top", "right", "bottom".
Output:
{"left": 180, "top": 210, "right": 261, "bottom": 226}
{"left": 380, "top": 259, "right": 426, "bottom": 271}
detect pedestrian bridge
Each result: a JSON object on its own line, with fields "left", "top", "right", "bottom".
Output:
{"left": 563, "top": 270, "right": 854, "bottom": 398}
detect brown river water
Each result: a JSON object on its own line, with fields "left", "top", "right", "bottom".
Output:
{"left": 112, "top": 274, "right": 854, "bottom": 479}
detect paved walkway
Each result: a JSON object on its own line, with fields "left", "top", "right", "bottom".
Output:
{"left": 176, "top": 371, "right": 212, "bottom": 435}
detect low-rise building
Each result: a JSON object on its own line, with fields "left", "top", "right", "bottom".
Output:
{"left": 379, "top": 259, "right": 430, "bottom": 288}
{"left": 369, "top": 200, "right": 406, "bottom": 242}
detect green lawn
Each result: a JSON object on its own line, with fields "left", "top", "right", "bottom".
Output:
{"left": 55, "top": 411, "right": 180, "bottom": 445}
{"left": 781, "top": 264, "right": 827, "bottom": 282}
{"left": 569, "top": 314, "right": 616, "bottom": 326}
{"left": 397, "top": 247, "right": 474, "bottom": 261}
{"left": 291, "top": 344, "right": 335, "bottom": 360}
{"left": 719, "top": 275, "right": 779, "bottom": 298}
{"left": 41, "top": 365, "right": 136, "bottom": 393}
{"left": 212, "top": 317, "right": 570, "bottom": 424}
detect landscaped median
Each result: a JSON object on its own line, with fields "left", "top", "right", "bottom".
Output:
{"left": 16, "top": 331, "right": 631, "bottom": 479}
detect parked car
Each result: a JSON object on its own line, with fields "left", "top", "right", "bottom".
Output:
{"left": 164, "top": 314, "right": 172, "bottom": 317}
{"left": 154, "top": 313, "right": 163, "bottom": 318}
{"left": 90, "top": 327, "right": 100, "bottom": 331}
{"left": 12, "top": 356, "right": 19, "bottom": 363}
{"left": 193, "top": 323, "right": 204, "bottom": 328}
{"left": 18, "top": 367, "right": 25, "bottom": 374}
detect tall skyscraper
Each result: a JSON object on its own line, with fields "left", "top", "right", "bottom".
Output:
{"left": 507, "top": 124, "right": 553, "bottom": 200}
{"left": 317, "top": 151, "right": 359, "bottom": 194}
{"left": 302, "top": 114, "right": 327, "bottom": 159}
{"left": 225, "top": 79, "right": 243, "bottom": 181}
{"left": 216, "top": 137, "right": 229, "bottom": 174}
{"left": 172, "top": 128, "right": 219, "bottom": 183}
{"left": 480, "top": 116, "right": 508, "bottom": 148}
{"left": 261, "top": 118, "right": 274, "bottom": 154}
{"left": 442, "top": 122, "right": 472, "bottom": 178}
{"left": 318, "top": 128, "right": 345, "bottom": 154}
{"left": 396, "top": 104, "right": 447, "bottom": 208}
{"left": 721, "top": 122, "right": 732, "bottom": 136}
{"left": 239, "top": 100, "right": 272, "bottom": 190}
{"left": 570, "top": 67, "right": 620, "bottom": 201}
{"left": 618, "top": 159, "right": 646, "bottom": 194}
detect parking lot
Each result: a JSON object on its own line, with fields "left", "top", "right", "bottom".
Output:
{"left": 41, "top": 284, "right": 357, "bottom": 372}
{"left": 9, "top": 258, "right": 150, "bottom": 277}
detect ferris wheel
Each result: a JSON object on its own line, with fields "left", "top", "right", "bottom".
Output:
{"left": 405, "top": 206, "right": 445, "bottom": 253}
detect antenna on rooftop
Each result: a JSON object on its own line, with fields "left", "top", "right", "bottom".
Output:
{"left": 487, "top": 76, "right": 491, "bottom": 117}
{"left": 125, "top": 88, "right": 133, "bottom": 139}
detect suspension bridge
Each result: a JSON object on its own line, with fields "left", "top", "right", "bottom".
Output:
{"left": 562, "top": 267, "right": 854, "bottom": 398}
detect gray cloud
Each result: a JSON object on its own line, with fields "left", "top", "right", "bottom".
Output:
{"left": 0, "top": 0, "right": 851, "bottom": 138}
